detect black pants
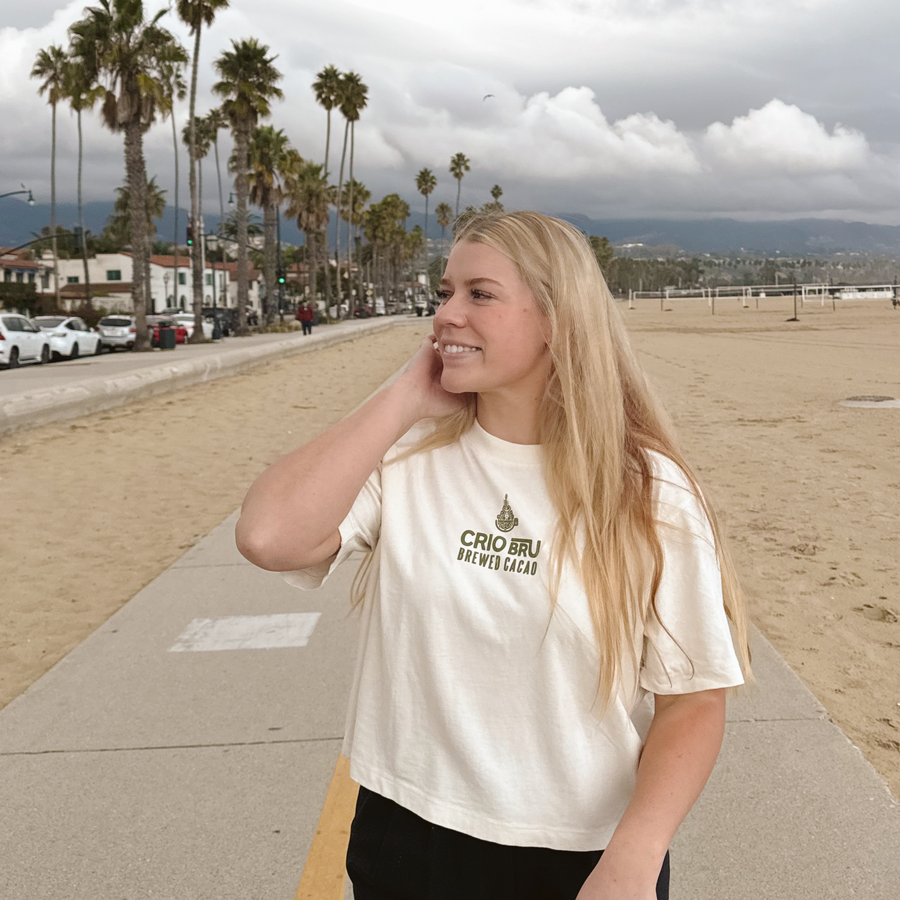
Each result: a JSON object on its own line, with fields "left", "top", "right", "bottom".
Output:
{"left": 347, "top": 787, "right": 670, "bottom": 900}
{"left": 301, "top": 321, "right": 313, "bottom": 335}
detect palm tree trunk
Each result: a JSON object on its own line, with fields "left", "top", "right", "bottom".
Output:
{"left": 189, "top": 155, "right": 206, "bottom": 341}
{"left": 322, "top": 108, "right": 332, "bottom": 310}
{"left": 347, "top": 121, "right": 355, "bottom": 315}
{"left": 235, "top": 124, "right": 250, "bottom": 335}
{"left": 263, "top": 200, "right": 276, "bottom": 325}
{"left": 455, "top": 178, "right": 461, "bottom": 219}
{"left": 145, "top": 231, "right": 153, "bottom": 314}
{"left": 189, "top": 27, "right": 203, "bottom": 340}
{"left": 335, "top": 118, "right": 349, "bottom": 316}
{"left": 309, "top": 232, "right": 318, "bottom": 307}
{"left": 50, "top": 101, "right": 60, "bottom": 310}
{"left": 77, "top": 109, "right": 93, "bottom": 307}
{"left": 214, "top": 136, "right": 225, "bottom": 235}
{"left": 172, "top": 110, "right": 179, "bottom": 309}
{"left": 125, "top": 116, "right": 149, "bottom": 350}
{"left": 423, "top": 193, "right": 430, "bottom": 278}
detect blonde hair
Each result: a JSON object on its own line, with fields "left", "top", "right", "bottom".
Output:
{"left": 357, "top": 210, "right": 753, "bottom": 710}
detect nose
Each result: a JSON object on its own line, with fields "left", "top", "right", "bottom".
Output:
{"left": 434, "top": 291, "right": 465, "bottom": 329}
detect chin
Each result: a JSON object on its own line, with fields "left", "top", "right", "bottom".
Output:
{"left": 440, "top": 372, "right": 477, "bottom": 394}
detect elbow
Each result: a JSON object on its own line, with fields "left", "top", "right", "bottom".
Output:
{"left": 235, "top": 514, "right": 329, "bottom": 572}
{"left": 235, "top": 516, "right": 281, "bottom": 570}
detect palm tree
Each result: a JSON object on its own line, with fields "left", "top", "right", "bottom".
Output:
{"left": 285, "top": 161, "right": 332, "bottom": 310}
{"left": 415, "top": 168, "right": 437, "bottom": 275}
{"left": 340, "top": 178, "right": 371, "bottom": 311}
{"left": 106, "top": 177, "right": 167, "bottom": 310}
{"left": 213, "top": 38, "right": 283, "bottom": 335}
{"left": 205, "top": 106, "right": 228, "bottom": 235}
{"left": 449, "top": 152, "right": 471, "bottom": 219}
{"left": 159, "top": 58, "right": 186, "bottom": 308}
{"left": 30, "top": 44, "right": 68, "bottom": 310}
{"left": 339, "top": 72, "right": 368, "bottom": 314}
{"left": 176, "top": 0, "right": 229, "bottom": 339}
{"left": 219, "top": 209, "right": 263, "bottom": 240}
{"left": 435, "top": 201, "right": 453, "bottom": 259}
{"left": 183, "top": 115, "right": 213, "bottom": 222}
{"left": 312, "top": 64, "right": 341, "bottom": 309}
{"left": 486, "top": 184, "right": 504, "bottom": 213}
{"left": 62, "top": 56, "right": 105, "bottom": 307}
{"left": 69, "top": 0, "right": 187, "bottom": 350}
{"left": 248, "top": 125, "right": 296, "bottom": 324}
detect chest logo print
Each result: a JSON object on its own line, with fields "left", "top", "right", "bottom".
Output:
{"left": 495, "top": 494, "right": 519, "bottom": 532}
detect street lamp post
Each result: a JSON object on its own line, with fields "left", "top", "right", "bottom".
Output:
{"left": 0, "top": 187, "right": 36, "bottom": 205}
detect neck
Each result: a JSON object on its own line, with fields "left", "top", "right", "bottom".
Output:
{"left": 475, "top": 391, "right": 542, "bottom": 445}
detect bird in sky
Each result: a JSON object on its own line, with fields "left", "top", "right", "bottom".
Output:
{"left": 483, "top": 93, "right": 495, "bottom": 101}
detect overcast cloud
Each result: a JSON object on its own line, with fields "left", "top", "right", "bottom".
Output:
{"left": 2, "top": 0, "right": 899, "bottom": 224}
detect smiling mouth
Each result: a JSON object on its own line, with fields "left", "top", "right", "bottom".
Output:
{"left": 442, "top": 343, "right": 481, "bottom": 355}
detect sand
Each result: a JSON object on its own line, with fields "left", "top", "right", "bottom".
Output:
{"left": 627, "top": 298, "right": 900, "bottom": 799}
{"left": 2, "top": 300, "right": 899, "bottom": 799}
{"left": 0, "top": 324, "right": 431, "bottom": 711}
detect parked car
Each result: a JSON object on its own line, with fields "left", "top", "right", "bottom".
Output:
{"left": 0, "top": 312, "right": 51, "bottom": 368}
{"left": 34, "top": 315, "right": 102, "bottom": 360}
{"left": 97, "top": 315, "right": 137, "bottom": 351}
{"left": 146, "top": 315, "right": 188, "bottom": 346}
{"left": 169, "top": 312, "right": 214, "bottom": 340}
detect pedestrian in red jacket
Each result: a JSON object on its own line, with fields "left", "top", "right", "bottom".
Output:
{"left": 297, "top": 301, "right": 315, "bottom": 336}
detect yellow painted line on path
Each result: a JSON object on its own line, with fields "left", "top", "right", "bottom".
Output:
{"left": 295, "top": 754, "right": 359, "bottom": 900}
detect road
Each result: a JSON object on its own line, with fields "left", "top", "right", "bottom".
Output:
{"left": 0, "top": 318, "right": 413, "bottom": 400}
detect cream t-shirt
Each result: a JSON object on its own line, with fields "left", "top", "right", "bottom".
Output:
{"left": 284, "top": 420, "right": 744, "bottom": 851}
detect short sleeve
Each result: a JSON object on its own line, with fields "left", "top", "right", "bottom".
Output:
{"left": 281, "top": 463, "right": 383, "bottom": 590}
{"left": 639, "top": 456, "right": 745, "bottom": 694}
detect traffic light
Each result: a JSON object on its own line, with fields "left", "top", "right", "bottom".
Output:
{"left": 277, "top": 267, "right": 286, "bottom": 285}
{"left": 186, "top": 218, "right": 194, "bottom": 246}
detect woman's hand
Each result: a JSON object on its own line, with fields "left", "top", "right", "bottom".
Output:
{"left": 393, "top": 333, "right": 469, "bottom": 421}
{"left": 574, "top": 851, "right": 660, "bottom": 900}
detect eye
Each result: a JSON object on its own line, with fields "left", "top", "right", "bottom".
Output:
{"left": 434, "top": 289, "right": 451, "bottom": 302}
{"left": 471, "top": 289, "right": 492, "bottom": 300}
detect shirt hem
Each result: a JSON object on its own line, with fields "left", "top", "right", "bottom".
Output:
{"left": 348, "top": 758, "right": 619, "bottom": 852}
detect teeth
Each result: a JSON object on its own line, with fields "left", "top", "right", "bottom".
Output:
{"left": 444, "top": 344, "right": 480, "bottom": 354}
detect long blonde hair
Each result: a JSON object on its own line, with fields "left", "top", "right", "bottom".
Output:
{"left": 358, "top": 210, "right": 752, "bottom": 710}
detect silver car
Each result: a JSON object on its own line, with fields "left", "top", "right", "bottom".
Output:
{"left": 97, "top": 315, "right": 136, "bottom": 351}
{"left": 0, "top": 312, "right": 51, "bottom": 368}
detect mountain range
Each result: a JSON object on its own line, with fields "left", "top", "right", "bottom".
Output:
{"left": 4, "top": 201, "right": 900, "bottom": 257}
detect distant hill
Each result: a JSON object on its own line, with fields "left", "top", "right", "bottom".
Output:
{"left": 556, "top": 214, "right": 900, "bottom": 257}
{"left": 5, "top": 200, "right": 900, "bottom": 257}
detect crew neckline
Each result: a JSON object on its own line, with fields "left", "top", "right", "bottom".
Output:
{"left": 465, "top": 418, "right": 544, "bottom": 466}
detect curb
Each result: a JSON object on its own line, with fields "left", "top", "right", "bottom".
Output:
{"left": 0, "top": 319, "right": 411, "bottom": 438}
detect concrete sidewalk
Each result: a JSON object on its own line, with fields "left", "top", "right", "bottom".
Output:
{"left": 1, "top": 502, "right": 898, "bottom": 898}
{"left": 0, "top": 317, "right": 418, "bottom": 436}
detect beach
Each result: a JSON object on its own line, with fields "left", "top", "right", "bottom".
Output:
{"left": 2, "top": 302, "right": 899, "bottom": 799}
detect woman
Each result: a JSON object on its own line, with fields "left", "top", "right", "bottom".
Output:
{"left": 236, "top": 211, "right": 752, "bottom": 900}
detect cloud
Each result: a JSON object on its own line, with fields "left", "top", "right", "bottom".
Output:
{"left": 2, "top": 0, "right": 900, "bottom": 226}
{"left": 703, "top": 100, "right": 870, "bottom": 173}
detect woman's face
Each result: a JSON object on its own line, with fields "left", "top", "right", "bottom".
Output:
{"left": 433, "top": 241, "right": 551, "bottom": 401}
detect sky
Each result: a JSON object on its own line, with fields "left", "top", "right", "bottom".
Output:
{"left": 2, "top": 0, "right": 900, "bottom": 226}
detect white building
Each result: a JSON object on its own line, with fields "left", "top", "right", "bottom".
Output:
{"left": 43, "top": 251, "right": 262, "bottom": 314}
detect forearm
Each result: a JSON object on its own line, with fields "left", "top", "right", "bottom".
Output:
{"left": 235, "top": 381, "right": 421, "bottom": 571}
{"left": 613, "top": 690, "right": 725, "bottom": 861}
{"left": 579, "top": 689, "right": 726, "bottom": 898}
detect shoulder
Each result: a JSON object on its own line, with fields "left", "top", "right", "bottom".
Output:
{"left": 645, "top": 450, "right": 715, "bottom": 546}
{"left": 384, "top": 419, "right": 440, "bottom": 464}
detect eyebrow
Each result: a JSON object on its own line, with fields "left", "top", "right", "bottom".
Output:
{"left": 439, "top": 276, "right": 504, "bottom": 287}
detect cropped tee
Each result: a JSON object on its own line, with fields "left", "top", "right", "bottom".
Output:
{"left": 284, "top": 420, "right": 744, "bottom": 851}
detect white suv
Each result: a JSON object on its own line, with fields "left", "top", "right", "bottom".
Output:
{"left": 0, "top": 313, "right": 51, "bottom": 368}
